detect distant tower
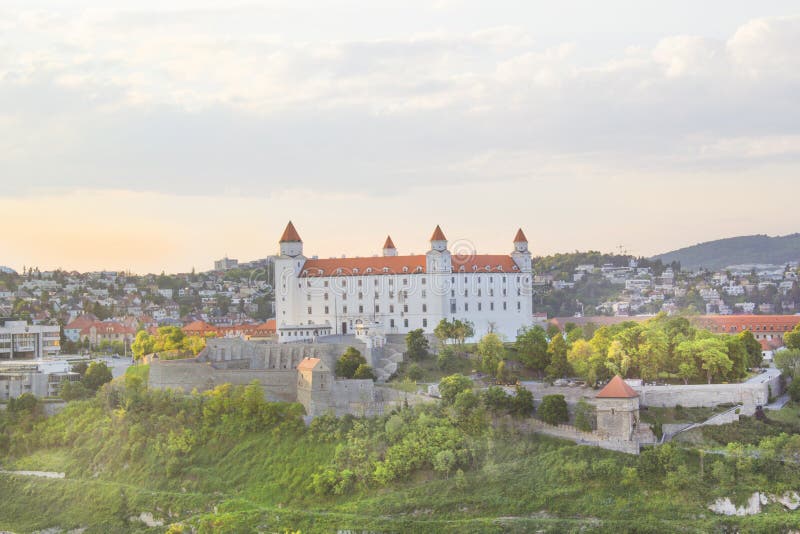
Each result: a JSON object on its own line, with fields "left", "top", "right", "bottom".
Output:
{"left": 382, "top": 236, "right": 398, "bottom": 257}
{"left": 275, "top": 221, "right": 307, "bottom": 337}
{"left": 511, "top": 228, "right": 532, "bottom": 273}
{"left": 426, "top": 225, "right": 452, "bottom": 274}
{"left": 595, "top": 375, "right": 640, "bottom": 441}
{"left": 279, "top": 221, "right": 303, "bottom": 257}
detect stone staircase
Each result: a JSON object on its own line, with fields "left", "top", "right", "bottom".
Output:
{"left": 373, "top": 343, "right": 406, "bottom": 382}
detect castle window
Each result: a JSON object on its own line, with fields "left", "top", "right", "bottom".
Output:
{"left": 324, "top": 293, "right": 329, "bottom": 301}
{"left": 422, "top": 277, "right": 426, "bottom": 284}
{"left": 403, "top": 304, "right": 408, "bottom": 313}
{"left": 353, "top": 268, "right": 359, "bottom": 274}
{"left": 403, "top": 278, "right": 408, "bottom": 285}
{"left": 503, "top": 302, "right": 507, "bottom": 310}
{"left": 423, "top": 319, "right": 428, "bottom": 328}
{"left": 302, "top": 270, "right": 308, "bottom": 276}
{"left": 465, "top": 303, "right": 469, "bottom": 311}
{"left": 359, "top": 305, "right": 364, "bottom": 313}
{"left": 307, "top": 294, "right": 311, "bottom": 301}
{"left": 459, "top": 266, "right": 465, "bottom": 272}
{"left": 336, "top": 268, "right": 342, "bottom": 275}
{"left": 473, "top": 265, "right": 478, "bottom": 271}
{"left": 403, "top": 319, "right": 408, "bottom": 328}
{"left": 366, "top": 267, "right": 373, "bottom": 273}
{"left": 478, "top": 303, "right": 482, "bottom": 311}
{"left": 517, "top": 301, "right": 521, "bottom": 310}
{"left": 324, "top": 281, "right": 329, "bottom": 287}
{"left": 402, "top": 266, "right": 408, "bottom": 273}
{"left": 375, "top": 304, "right": 380, "bottom": 313}
{"left": 383, "top": 267, "right": 389, "bottom": 273}
{"left": 422, "top": 304, "right": 427, "bottom": 312}
{"left": 325, "top": 306, "right": 329, "bottom": 314}
{"left": 415, "top": 267, "right": 423, "bottom": 273}
{"left": 478, "top": 289, "right": 482, "bottom": 297}
{"left": 421, "top": 290, "right": 427, "bottom": 298}
{"left": 485, "top": 265, "right": 490, "bottom": 271}
{"left": 357, "top": 279, "right": 362, "bottom": 286}
{"left": 358, "top": 292, "right": 363, "bottom": 300}
{"left": 390, "top": 319, "right": 395, "bottom": 327}
{"left": 307, "top": 307, "right": 312, "bottom": 314}
{"left": 490, "top": 302, "right": 494, "bottom": 311}
{"left": 343, "top": 306, "right": 348, "bottom": 313}
{"left": 390, "top": 304, "right": 395, "bottom": 313}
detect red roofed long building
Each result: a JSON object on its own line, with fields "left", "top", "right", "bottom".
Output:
{"left": 694, "top": 315, "right": 800, "bottom": 349}
{"left": 274, "top": 222, "right": 534, "bottom": 342}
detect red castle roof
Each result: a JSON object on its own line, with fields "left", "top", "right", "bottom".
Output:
{"left": 596, "top": 375, "right": 638, "bottom": 399}
{"left": 383, "top": 236, "right": 396, "bottom": 249}
{"left": 430, "top": 225, "right": 447, "bottom": 241}
{"left": 279, "top": 221, "right": 302, "bottom": 243}
{"left": 514, "top": 228, "right": 528, "bottom": 243}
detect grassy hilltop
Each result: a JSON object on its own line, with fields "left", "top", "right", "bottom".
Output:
{"left": 1, "top": 368, "right": 800, "bottom": 532}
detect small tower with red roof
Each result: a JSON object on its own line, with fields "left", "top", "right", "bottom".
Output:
{"left": 511, "top": 228, "right": 532, "bottom": 273}
{"left": 382, "top": 236, "right": 398, "bottom": 257}
{"left": 279, "top": 221, "right": 303, "bottom": 257}
{"left": 426, "top": 225, "right": 452, "bottom": 274}
{"left": 595, "top": 375, "right": 640, "bottom": 441}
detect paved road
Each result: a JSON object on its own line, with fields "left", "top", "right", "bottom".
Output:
{"left": 745, "top": 367, "right": 781, "bottom": 384}
{"left": 765, "top": 393, "right": 790, "bottom": 411}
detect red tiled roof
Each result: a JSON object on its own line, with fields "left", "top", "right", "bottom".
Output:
{"left": 596, "top": 375, "right": 638, "bottom": 398}
{"left": 264, "top": 318, "right": 276, "bottom": 331}
{"left": 514, "top": 228, "right": 528, "bottom": 242}
{"left": 300, "top": 254, "right": 519, "bottom": 277}
{"left": 183, "top": 320, "right": 216, "bottom": 334}
{"left": 383, "top": 236, "right": 396, "bottom": 249}
{"left": 279, "top": 221, "right": 302, "bottom": 242}
{"left": 694, "top": 315, "right": 800, "bottom": 334}
{"left": 66, "top": 314, "right": 99, "bottom": 330}
{"left": 430, "top": 225, "right": 447, "bottom": 241}
{"left": 82, "top": 321, "right": 135, "bottom": 336}
{"left": 297, "top": 357, "right": 321, "bottom": 371}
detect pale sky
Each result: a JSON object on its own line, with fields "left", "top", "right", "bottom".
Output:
{"left": 1, "top": 1, "right": 798, "bottom": 274}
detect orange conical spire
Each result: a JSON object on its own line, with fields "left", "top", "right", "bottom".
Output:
{"left": 279, "top": 221, "right": 302, "bottom": 242}
{"left": 430, "top": 225, "right": 447, "bottom": 241}
{"left": 383, "top": 235, "right": 396, "bottom": 249}
{"left": 514, "top": 228, "right": 528, "bottom": 243}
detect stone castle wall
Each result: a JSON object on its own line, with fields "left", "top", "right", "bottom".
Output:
{"left": 636, "top": 373, "right": 782, "bottom": 414}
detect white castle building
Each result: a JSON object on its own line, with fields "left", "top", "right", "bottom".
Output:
{"left": 274, "top": 222, "right": 534, "bottom": 343}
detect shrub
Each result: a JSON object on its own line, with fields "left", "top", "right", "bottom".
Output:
{"left": 538, "top": 394, "right": 569, "bottom": 425}
{"left": 407, "top": 363, "right": 424, "bottom": 381}
{"left": 437, "top": 345, "right": 460, "bottom": 372}
{"left": 353, "top": 364, "right": 376, "bottom": 380}
{"left": 336, "top": 347, "right": 366, "bottom": 378}
{"left": 438, "top": 374, "right": 473, "bottom": 405}
{"left": 788, "top": 379, "right": 800, "bottom": 402}
{"left": 574, "top": 399, "right": 595, "bottom": 432}
{"left": 405, "top": 329, "right": 429, "bottom": 361}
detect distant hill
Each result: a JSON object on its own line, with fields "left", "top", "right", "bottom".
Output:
{"left": 651, "top": 234, "right": 800, "bottom": 271}
{"left": 0, "top": 266, "right": 16, "bottom": 275}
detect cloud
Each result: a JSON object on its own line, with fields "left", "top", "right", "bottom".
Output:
{"left": 0, "top": 8, "right": 798, "bottom": 198}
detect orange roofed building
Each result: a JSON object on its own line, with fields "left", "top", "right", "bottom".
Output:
{"left": 274, "top": 222, "right": 534, "bottom": 343}
{"left": 693, "top": 315, "right": 800, "bottom": 349}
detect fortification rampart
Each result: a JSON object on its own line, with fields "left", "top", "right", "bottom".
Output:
{"left": 525, "top": 419, "right": 642, "bottom": 455}
{"left": 635, "top": 372, "right": 782, "bottom": 414}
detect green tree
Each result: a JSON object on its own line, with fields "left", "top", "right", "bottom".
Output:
{"left": 545, "top": 334, "right": 572, "bottom": 380}
{"left": 511, "top": 386, "right": 535, "bottom": 418}
{"left": 335, "top": 347, "right": 366, "bottom": 379}
{"left": 438, "top": 374, "right": 473, "bottom": 405}
{"left": 436, "top": 345, "right": 460, "bottom": 372}
{"left": 788, "top": 379, "right": 800, "bottom": 402}
{"left": 60, "top": 380, "right": 89, "bottom": 401}
{"left": 784, "top": 324, "right": 800, "bottom": 351}
{"left": 775, "top": 349, "right": 800, "bottom": 379}
{"left": 738, "top": 330, "right": 763, "bottom": 368}
{"left": 434, "top": 318, "right": 455, "bottom": 346}
{"left": 353, "top": 364, "right": 376, "bottom": 380}
{"left": 84, "top": 361, "right": 114, "bottom": 391}
{"left": 477, "top": 333, "right": 505, "bottom": 377}
{"left": 538, "top": 394, "right": 569, "bottom": 425}
{"left": 574, "top": 399, "right": 595, "bottom": 432}
{"left": 515, "top": 326, "right": 549, "bottom": 377}
{"left": 677, "top": 336, "right": 732, "bottom": 384}
{"left": 405, "top": 329, "right": 429, "bottom": 361}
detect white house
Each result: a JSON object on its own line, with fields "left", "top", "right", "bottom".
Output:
{"left": 274, "top": 222, "right": 534, "bottom": 343}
